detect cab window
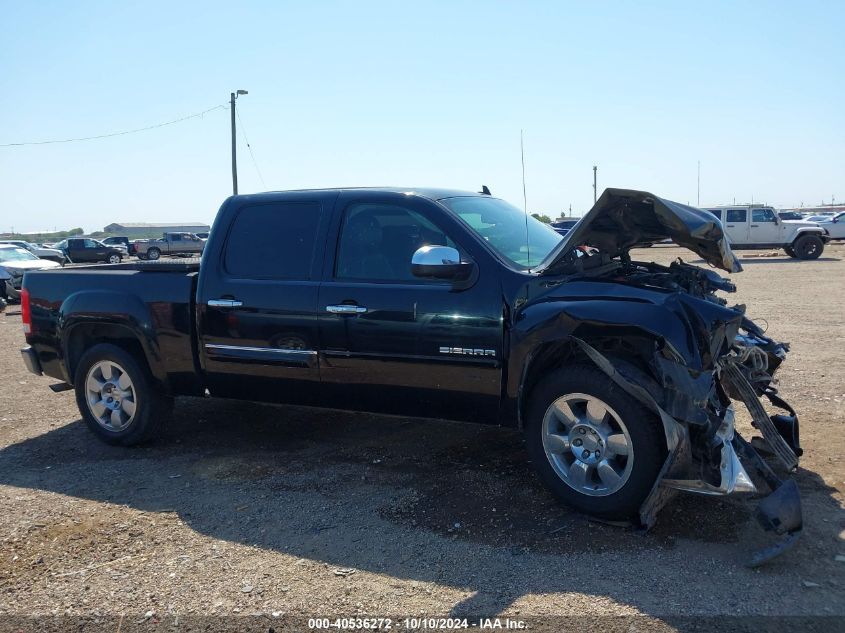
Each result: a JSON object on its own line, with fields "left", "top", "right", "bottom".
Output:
{"left": 752, "top": 208, "right": 776, "bottom": 223}
{"left": 726, "top": 209, "right": 747, "bottom": 223}
{"left": 224, "top": 202, "right": 324, "bottom": 280}
{"left": 335, "top": 203, "right": 457, "bottom": 282}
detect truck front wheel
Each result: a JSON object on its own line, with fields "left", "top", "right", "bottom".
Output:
{"left": 74, "top": 343, "right": 172, "bottom": 446}
{"left": 525, "top": 364, "right": 665, "bottom": 520}
{"left": 792, "top": 235, "right": 823, "bottom": 260}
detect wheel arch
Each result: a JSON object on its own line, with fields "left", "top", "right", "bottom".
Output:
{"left": 518, "top": 333, "right": 663, "bottom": 428}
{"left": 790, "top": 229, "right": 825, "bottom": 246}
{"left": 64, "top": 322, "right": 165, "bottom": 389}
{"left": 59, "top": 292, "right": 168, "bottom": 390}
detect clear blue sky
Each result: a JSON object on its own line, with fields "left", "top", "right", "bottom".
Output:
{"left": 1, "top": 0, "right": 843, "bottom": 233}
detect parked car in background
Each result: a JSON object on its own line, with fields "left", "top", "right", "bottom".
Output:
{"left": 53, "top": 238, "right": 124, "bottom": 264}
{"left": 134, "top": 232, "right": 206, "bottom": 260}
{"left": 705, "top": 205, "right": 830, "bottom": 259}
{"left": 551, "top": 219, "right": 579, "bottom": 236}
{"left": 804, "top": 214, "right": 835, "bottom": 222}
{"left": 195, "top": 232, "right": 210, "bottom": 239}
{"left": 777, "top": 211, "right": 804, "bottom": 221}
{"left": 0, "top": 240, "right": 68, "bottom": 265}
{"left": 101, "top": 236, "right": 132, "bottom": 253}
{"left": 814, "top": 212, "right": 845, "bottom": 240}
{"left": 0, "top": 244, "right": 60, "bottom": 302}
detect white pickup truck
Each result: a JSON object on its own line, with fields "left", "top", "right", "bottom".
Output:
{"left": 705, "top": 205, "right": 830, "bottom": 259}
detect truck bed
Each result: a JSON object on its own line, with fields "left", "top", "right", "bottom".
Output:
{"left": 23, "top": 263, "right": 201, "bottom": 394}
{"left": 66, "top": 258, "right": 202, "bottom": 273}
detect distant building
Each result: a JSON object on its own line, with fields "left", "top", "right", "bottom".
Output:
{"left": 103, "top": 222, "right": 211, "bottom": 237}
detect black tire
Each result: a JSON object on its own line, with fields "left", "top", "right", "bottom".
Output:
{"left": 74, "top": 343, "right": 172, "bottom": 446}
{"left": 137, "top": 254, "right": 148, "bottom": 260}
{"left": 147, "top": 248, "right": 161, "bottom": 261}
{"left": 525, "top": 364, "right": 666, "bottom": 520}
{"left": 107, "top": 254, "right": 121, "bottom": 264}
{"left": 784, "top": 246, "right": 797, "bottom": 258}
{"left": 792, "top": 235, "right": 823, "bottom": 260}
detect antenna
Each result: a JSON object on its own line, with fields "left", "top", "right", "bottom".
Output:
{"left": 521, "top": 129, "right": 530, "bottom": 267}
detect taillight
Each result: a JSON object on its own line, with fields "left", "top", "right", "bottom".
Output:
{"left": 20, "top": 287, "right": 32, "bottom": 335}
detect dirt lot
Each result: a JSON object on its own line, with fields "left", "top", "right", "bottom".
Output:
{"left": 0, "top": 245, "right": 843, "bottom": 628}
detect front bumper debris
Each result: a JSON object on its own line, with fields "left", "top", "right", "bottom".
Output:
{"left": 570, "top": 336, "right": 804, "bottom": 566}
{"left": 646, "top": 357, "right": 803, "bottom": 567}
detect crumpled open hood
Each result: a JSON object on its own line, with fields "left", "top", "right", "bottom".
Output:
{"left": 538, "top": 188, "right": 742, "bottom": 274}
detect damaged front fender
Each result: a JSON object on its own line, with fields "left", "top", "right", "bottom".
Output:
{"left": 568, "top": 336, "right": 803, "bottom": 566}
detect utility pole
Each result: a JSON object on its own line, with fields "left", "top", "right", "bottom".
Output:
{"left": 592, "top": 165, "right": 597, "bottom": 204}
{"left": 230, "top": 90, "right": 248, "bottom": 195}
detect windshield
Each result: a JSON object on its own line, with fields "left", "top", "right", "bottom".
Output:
{"left": 0, "top": 247, "right": 39, "bottom": 263}
{"left": 441, "top": 197, "right": 563, "bottom": 269}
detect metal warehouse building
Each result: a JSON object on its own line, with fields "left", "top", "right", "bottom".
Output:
{"left": 103, "top": 222, "right": 211, "bottom": 237}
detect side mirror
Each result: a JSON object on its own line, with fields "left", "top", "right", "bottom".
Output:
{"left": 411, "top": 245, "right": 474, "bottom": 281}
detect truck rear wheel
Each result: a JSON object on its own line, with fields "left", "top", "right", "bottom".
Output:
{"left": 792, "top": 235, "right": 823, "bottom": 260}
{"left": 74, "top": 343, "right": 172, "bottom": 446}
{"left": 147, "top": 248, "right": 161, "bottom": 260}
{"left": 525, "top": 364, "right": 666, "bottom": 520}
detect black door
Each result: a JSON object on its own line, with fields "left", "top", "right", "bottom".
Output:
{"left": 66, "top": 238, "right": 108, "bottom": 263}
{"left": 317, "top": 193, "right": 503, "bottom": 423}
{"left": 197, "top": 192, "right": 336, "bottom": 404}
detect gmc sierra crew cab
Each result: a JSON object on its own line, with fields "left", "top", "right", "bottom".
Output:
{"left": 19, "top": 187, "right": 805, "bottom": 565}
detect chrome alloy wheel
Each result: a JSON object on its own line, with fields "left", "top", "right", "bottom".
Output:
{"left": 541, "top": 393, "right": 634, "bottom": 497}
{"left": 85, "top": 360, "right": 137, "bottom": 432}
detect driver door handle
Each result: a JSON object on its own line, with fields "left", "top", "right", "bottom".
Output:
{"left": 208, "top": 298, "right": 243, "bottom": 308}
{"left": 326, "top": 304, "right": 367, "bottom": 314}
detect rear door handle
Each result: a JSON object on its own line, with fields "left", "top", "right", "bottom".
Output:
{"left": 750, "top": 224, "right": 759, "bottom": 227}
{"left": 208, "top": 298, "right": 243, "bottom": 308}
{"left": 326, "top": 304, "right": 367, "bottom": 314}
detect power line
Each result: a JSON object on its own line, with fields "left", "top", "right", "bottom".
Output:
{"left": 0, "top": 104, "right": 228, "bottom": 147}
{"left": 235, "top": 107, "right": 267, "bottom": 189}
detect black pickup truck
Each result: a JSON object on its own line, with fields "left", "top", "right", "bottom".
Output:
{"left": 19, "top": 187, "right": 804, "bottom": 564}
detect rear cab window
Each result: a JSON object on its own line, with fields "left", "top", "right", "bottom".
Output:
{"left": 726, "top": 209, "right": 747, "bottom": 223}
{"left": 224, "top": 202, "right": 325, "bottom": 280}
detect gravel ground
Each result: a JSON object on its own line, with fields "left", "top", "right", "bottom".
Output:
{"left": 0, "top": 245, "right": 843, "bottom": 628}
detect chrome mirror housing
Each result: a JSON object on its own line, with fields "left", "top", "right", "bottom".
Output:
{"left": 411, "top": 245, "right": 473, "bottom": 280}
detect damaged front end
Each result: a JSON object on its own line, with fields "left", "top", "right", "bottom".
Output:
{"left": 569, "top": 265, "right": 804, "bottom": 566}
{"left": 537, "top": 189, "right": 804, "bottom": 566}
{"left": 656, "top": 308, "right": 803, "bottom": 567}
